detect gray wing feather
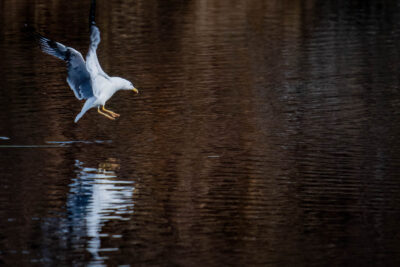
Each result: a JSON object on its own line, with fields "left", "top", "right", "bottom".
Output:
{"left": 90, "top": 25, "right": 101, "bottom": 50}
{"left": 86, "top": 25, "right": 108, "bottom": 79}
{"left": 35, "top": 33, "right": 94, "bottom": 100}
{"left": 86, "top": 0, "right": 109, "bottom": 79}
{"left": 89, "top": 0, "right": 101, "bottom": 52}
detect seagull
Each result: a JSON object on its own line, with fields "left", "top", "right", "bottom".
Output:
{"left": 32, "top": 0, "right": 138, "bottom": 123}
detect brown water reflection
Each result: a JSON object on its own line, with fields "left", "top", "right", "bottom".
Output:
{"left": 1, "top": 0, "right": 400, "bottom": 266}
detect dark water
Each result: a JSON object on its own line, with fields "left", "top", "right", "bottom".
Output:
{"left": 1, "top": 0, "right": 400, "bottom": 266}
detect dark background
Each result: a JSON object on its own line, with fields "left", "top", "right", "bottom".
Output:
{"left": 1, "top": 0, "right": 400, "bottom": 266}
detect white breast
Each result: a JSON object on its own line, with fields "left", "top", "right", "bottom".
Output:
{"left": 92, "top": 75, "right": 117, "bottom": 105}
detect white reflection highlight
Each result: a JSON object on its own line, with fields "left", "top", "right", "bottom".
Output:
{"left": 67, "top": 160, "right": 134, "bottom": 266}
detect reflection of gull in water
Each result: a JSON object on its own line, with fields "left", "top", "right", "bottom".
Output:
{"left": 67, "top": 160, "right": 134, "bottom": 265}
{"left": 30, "top": 0, "right": 138, "bottom": 122}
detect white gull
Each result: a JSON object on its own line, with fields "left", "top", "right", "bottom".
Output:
{"left": 33, "top": 0, "right": 138, "bottom": 123}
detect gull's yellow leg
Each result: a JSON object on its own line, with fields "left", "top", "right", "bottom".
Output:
{"left": 102, "top": 106, "right": 120, "bottom": 118}
{"left": 98, "top": 107, "right": 115, "bottom": 120}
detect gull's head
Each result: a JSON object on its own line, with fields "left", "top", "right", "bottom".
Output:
{"left": 114, "top": 77, "right": 139, "bottom": 94}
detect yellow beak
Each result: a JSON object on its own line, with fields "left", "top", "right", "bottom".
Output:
{"left": 132, "top": 88, "right": 139, "bottom": 94}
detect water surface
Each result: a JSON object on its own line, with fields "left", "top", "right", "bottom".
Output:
{"left": 1, "top": 0, "right": 400, "bottom": 266}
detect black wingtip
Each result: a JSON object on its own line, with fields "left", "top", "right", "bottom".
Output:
{"left": 89, "top": 0, "right": 96, "bottom": 28}
{"left": 22, "top": 23, "right": 35, "bottom": 35}
{"left": 23, "top": 24, "right": 42, "bottom": 42}
{"left": 24, "top": 26, "right": 60, "bottom": 57}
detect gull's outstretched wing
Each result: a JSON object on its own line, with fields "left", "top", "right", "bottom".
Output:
{"left": 35, "top": 32, "right": 94, "bottom": 100}
{"left": 86, "top": 0, "right": 109, "bottom": 79}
